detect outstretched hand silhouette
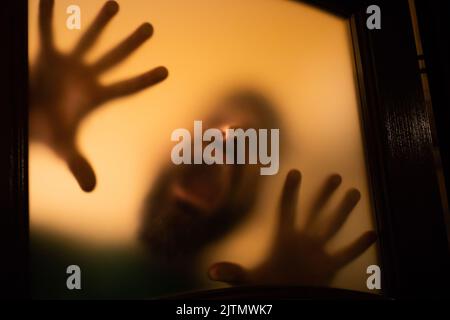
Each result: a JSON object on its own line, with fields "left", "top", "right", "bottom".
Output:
{"left": 208, "top": 169, "right": 377, "bottom": 286}
{"left": 30, "top": 0, "right": 168, "bottom": 191}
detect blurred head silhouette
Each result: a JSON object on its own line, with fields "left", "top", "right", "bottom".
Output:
{"left": 139, "top": 89, "right": 282, "bottom": 263}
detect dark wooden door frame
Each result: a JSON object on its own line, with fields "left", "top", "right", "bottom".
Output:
{"left": 414, "top": 0, "right": 450, "bottom": 219}
{"left": 0, "top": 0, "right": 29, "bottom": 299}
{"left": 1, "top": 0, "right": 449, "bottom": 299}
{"left": 305, "top": 0, "right": 450, "bottom": 298}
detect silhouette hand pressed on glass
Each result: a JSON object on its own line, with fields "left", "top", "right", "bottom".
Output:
{"left": 208, "top": 170, "right": 377, "bottom": 286}
{"left": 30, "top": 0, "right": 168, "bottom": 191}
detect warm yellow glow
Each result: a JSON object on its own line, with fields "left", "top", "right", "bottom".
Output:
{"left": 29, "top": 0, "right": 378, "bottom": 292}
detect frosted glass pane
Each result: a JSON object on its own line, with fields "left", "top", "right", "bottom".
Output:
{"left": 29, "top": 0, "right": 379, "bottom": 296}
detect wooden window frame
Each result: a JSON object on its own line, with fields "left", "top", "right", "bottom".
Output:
{"left": 1, "top": 0, "right": 449, "bottom": 299}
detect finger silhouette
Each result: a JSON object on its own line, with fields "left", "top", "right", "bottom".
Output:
{"left": 72, "top": 1, "right": 119, "bottom": 57}
{"left": 332, "top": 231, "right": 377, "bottom": 268}
{"left": 101, "top": 66, "right": 168, "bottom": 101}
{"left": 67, "top": 149, "right": 97, "bottom": 192}
{"left": 277, "top": 170, "right": 301, "bottom": 236}
{"left": 39, "top": 0, "right": 54, "bottom": 51}
{"left": 92, "top": 23, "right": 153, "bottom": 73}
{"left": 318, "top": 188, "right": 361, "bottom": 242}
{"left": 208, "top": 262, "right": 248, "bottom": 285}
{"left": 305, "top": 174, "right": 341, "bottom": 228}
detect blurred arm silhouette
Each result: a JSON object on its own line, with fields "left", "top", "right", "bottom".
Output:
{"left": 30, "top": 0, "right": 168, "bottom": 191}
{"left": 208, "top": 169, "right": 377, "bottom": 286}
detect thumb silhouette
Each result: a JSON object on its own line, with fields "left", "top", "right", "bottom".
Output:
{"left": 208, "top": 262, "right": 249, "bottom": 285}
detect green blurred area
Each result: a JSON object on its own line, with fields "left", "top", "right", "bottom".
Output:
{"left": 31, "top": 229, "right": 199, "bottom": 299}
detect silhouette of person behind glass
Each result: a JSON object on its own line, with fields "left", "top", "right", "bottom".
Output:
{"left": 30, "top": 0, "right": 376, "bottom": 298}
